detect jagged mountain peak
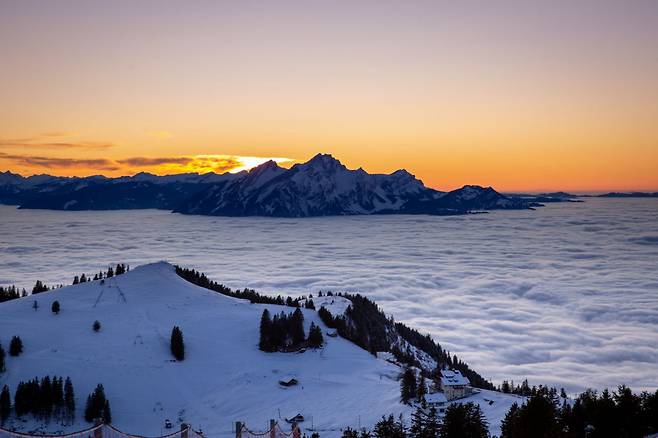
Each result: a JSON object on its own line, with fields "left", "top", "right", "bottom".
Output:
{"left": 297, "top": 153, "right": 347, "bottom": 172}
{"left": 248, "top": 159, "right": 281, "bottom": 174}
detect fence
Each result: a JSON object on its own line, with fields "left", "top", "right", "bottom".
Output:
{"left": 0, "top": 424, "right": 204, "bottom": 438}
{"left": 236, "top": 420, "right": 300, "bottom": 438}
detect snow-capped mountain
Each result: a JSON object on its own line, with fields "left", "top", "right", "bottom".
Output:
{"left": 174, "top": 154, "right": 530, "bottom": 217}
{"left": 0, "top": 154, "right": 533, "bottom": 215}
{"left": 174, "top": 154, "right": 436, "bottom": 216}
{"left": 0, "top": 262, "right": 522, "bottom": 437}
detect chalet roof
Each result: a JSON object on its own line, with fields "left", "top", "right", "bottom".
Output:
{"left": 425, "top": 392, "right": 447, "bottom": 404}
{"left": 440, "top": 369, "right": 470, "bottom": 387}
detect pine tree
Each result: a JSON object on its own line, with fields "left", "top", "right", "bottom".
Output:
{"left": 93, "top": 320, "right": 101, "bottom": 332}
{"left": 103, "top": 399, "right": 111, "bottom": 423}
{"left": 51, "top": 300, "right": 60, "bottom": 314}
{"left": 291, "top": 308, "right": 305, "bottom": 346}
{"left": 308, "top": 322, "right": 324, "bottom": 348}
{"left": 373, "top": 414, "right": 406, "bottom": 438}
{"left": 73, "top": 276, "right": 79, "bottom": 285}
{"left": 170, "top": 326, "right": 185, "bottom": 361}
{"left": 64, "top": 377, "right": 75, "bottom": 423}
{"left": 259, "top": 309, "right": 273, "bottom": 352}
{"left": 9, "top": 336, "right": 23, "bottom": 356}
{"left": 439, "top": 403, "right": 488, "bottom": 438}
{"left": 106, "top": 267, "right": 114, "bottom": 278}
{"left": 80, "top": 274, "right": 87, "bottom": 283}
{"left": 0, "top": 344, "right": 5, "bottom": 373}
{"left": 425, "top": 406, "right": 440, "bottom": 438}
{"left": 417, "top": 374, "right": 427, "bottom": 405}
{"left": 84, "top": 384, "right": 107, "bottom": 423}
{"left": 400, "top": 367, "right": 417, "bottom": 405}
{"left": 409, "top": 405, "right": 426, "bottom": 438}
{"left": 0, "top": 385, "right": 10, "bottom": 425}
{"left": 39, "top": 375, "right": 52, "bottom": 421}
{"left": 32, "top": 280, "right": 49, "bottom": 294}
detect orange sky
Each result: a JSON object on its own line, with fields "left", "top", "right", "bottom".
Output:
{"left": 1, "top": 1, "right": 657, "bottom": 192}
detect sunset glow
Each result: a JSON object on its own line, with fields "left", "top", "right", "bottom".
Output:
{"left": 1, "top": 1, "right": 657, "bottom": 192}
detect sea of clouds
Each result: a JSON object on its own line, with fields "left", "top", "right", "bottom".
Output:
{"left": 1, "top": 198, "right": 657, "bottom": 393}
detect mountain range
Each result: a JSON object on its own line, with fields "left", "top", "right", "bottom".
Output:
{"left": 0, "top": 153, "right": 535, "bottom": 217}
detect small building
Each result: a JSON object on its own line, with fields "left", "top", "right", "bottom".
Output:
{"left": 285, "top": 414, "right": 304, "bottom": 423}
{"left": 425, "top": 392, "right": 448, "bottom": 413}
{"left": 279, "top": 378, "right": 298, "bottom": 387}
{"left": 439, "top": 369, "right": 472, "bottom": 401}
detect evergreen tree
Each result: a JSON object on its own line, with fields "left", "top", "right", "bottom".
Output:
{"left": 318, "top": 306, "right": 336, "bottom": 328}
{"left": 93, "top": 320, "right": 101, "bottom": 332}
{"left": 80, "top": 274, "right": 87, "bottom": 283}
{"left": 170, "top": 326, "right": 185, "bottom": 360}
{"left": 9, "top": 336, "right": 23, "bottom": 356}
{"left": 106, "top": 267, "right": 114, "bottom": 278}
{"left": 0, "top": 344, "right": 5, "bottom": 373}
{"left": 73, "top": 276, "right": 79, "bottom": 285}
{"left": 64, "top": 377, "right": 75, "bottom": 423}
{"left": 425, "top": 406, "right": 440, "bottom": 438}
{"left": 103, "top": 399, "right": 112, "bottom": 423}
{"left": 409, "top": 406, "right": 426, "bottom": 438}
{"left": 51, "top": 300, "right": 60, "bottom": 314}
{"left": 400, "top": 367, "right": 417, "bottom": 405}
{"left": 32, "top": 280, "right": 49, "bottom": 294}
{"left": 259, "top": 309, "right": 273, "bottom": 352}
{"left": 291, "top": 308, "right": 305, "bottom": 345}
{"left": 439, "top": 403, "right": 488, "bottom": 438}
{"left": 308, "top": 322, "right": 324, "bottom": 348}
{"left": 373, "top": 414, "right": 406, "bottom": 438}
{"left": 32, "top": 300, "right": 39, "bottom": 311}
{"left": 39, "top": 376, "right": 52, "bottom": 421}
{"left": 416, "top": 374, "right": 427, "bottom": 405}
{"left": 84, "top": 384, "right": 107, "bottom": 423}
{"left": 0, "top": 385, "right": 10, "bottom": 425}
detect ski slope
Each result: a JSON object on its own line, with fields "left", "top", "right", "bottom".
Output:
{"left": 0, "top": 263, "right": 521, "bottom": 437}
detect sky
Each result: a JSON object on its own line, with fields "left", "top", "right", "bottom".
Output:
{"left": 1, "top": 0, "right": 657, "bottom": 192}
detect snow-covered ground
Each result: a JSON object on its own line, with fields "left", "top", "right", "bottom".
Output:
{"left": 0, "top": 263, "right": 521, "bottom": 437}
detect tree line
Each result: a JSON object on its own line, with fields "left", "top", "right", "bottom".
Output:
{"left": 318, "top": 297, "right": 494, "bottom": 391}
{"left": 341, "top": 403, "right": 488, "bottom": 438}
{"left": 0, "top": 263, "right": 130, "bottom": 305}
{"left": 0, "top": 378, "right": 114, "bottom": 427}
{"left": 0, "top": 285, "right": 26, "bottom": 303}
{"left": 501, "top": 385, "right": 658, "bottom": 438}
{"left": 4, "top": 376, "right": 76, "bottom": 425}
{"left": 259, "top": 308, "right": 324, "bottom": 352}
{"left": 175, "top": 266, "right": 307, "bottom": 307}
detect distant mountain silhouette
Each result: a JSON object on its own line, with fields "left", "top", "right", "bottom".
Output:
{"left": 1, "top": 154, "right": 534, "bottom": 216}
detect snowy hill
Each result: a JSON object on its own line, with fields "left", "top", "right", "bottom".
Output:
{"left": 0, "top": 263, "right": 522, "bottom": 437}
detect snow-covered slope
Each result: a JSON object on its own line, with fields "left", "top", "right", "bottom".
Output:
{"left": 0, "top": 263, "right": 521, "bottom": 437}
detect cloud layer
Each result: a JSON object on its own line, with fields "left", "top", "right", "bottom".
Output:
{"left": 0, "top": 198, "right": 656, "bottom": 393}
